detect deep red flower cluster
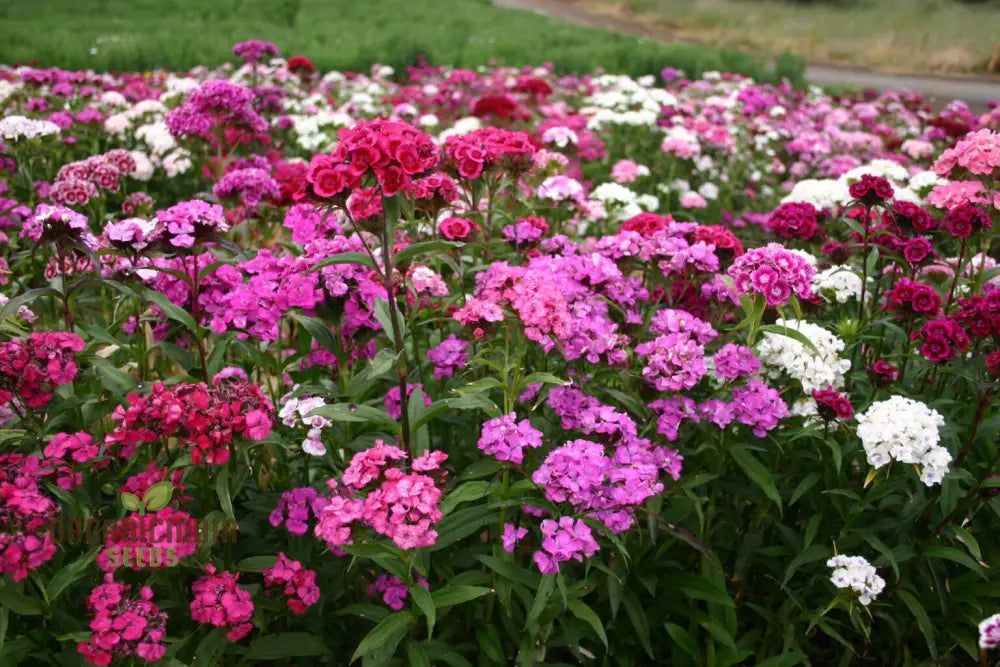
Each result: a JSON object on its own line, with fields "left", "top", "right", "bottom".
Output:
{"left": 767, "top": 202, "right": 821, "bottom": 240}
{"left": 953, "top": 292, "right": 1000, "bottom": 340}
{"left": 105, "top": 380, "right": 274, "bottom": 464}
{"left": 812, "top": 388, "right": 854, "bottom": 420}
{"left": 620, "top": 212, "right": 671, "bottom": 237}
{"left": 914, "top": 318, "right": 971, "bottom": 363}
{"left": 944, "top": 203, "right": 991, "bottom": 238}
{"left": 306, "top": 119, "right": 440, "bottom": 200}
{"left": 885, "top": 200, "right": 935, "bottom": 234}
{"left": 262, "top": 552, "right": 320, "bottom": 614}
{"left": 286, "top": 55, "right": 315, "bottom": 74}
{"left": 471, "top": 93, "right": 523, "bottom": 120}
{"left": 77, "top": 578, "right": 168, "bottom": 665}
{"left": 848, "top": 174, "right": 894, "bottom": 205}
{"left": 884, "top": 278, "right": 942, "bottom": 318}
{"left": 0, "top": 332, "right": 85, "bottom": 409}
{"left": 444, "top": 127, "right": 536, "bottom": 180}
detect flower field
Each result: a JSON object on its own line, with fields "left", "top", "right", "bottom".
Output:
{"left": 1, "top": 42, "right": 999, "bottom": 666}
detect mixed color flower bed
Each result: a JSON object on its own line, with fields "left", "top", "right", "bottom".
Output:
{"left": 1, "top": 42, "right": 1000, "bottom": 665}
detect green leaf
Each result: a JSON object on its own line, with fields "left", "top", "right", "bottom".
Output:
{"left": 366, "top": 348, "right": 398, "bottom": 379}
{"left": 410, "top": 583, "right": 436, "bottom": 639}
{"left": 729, "top": 446, "right": 782, "bottom": 511}
{"left": 309, "top": 251, "right": 376, "bottom": 272}
{"left": 622, "top": 589, "right": 653, "bottom": 658}
{"left": 393, "top": 240, "right": 464, "bottom": 265}
{"left": 92, "top": 358, "right": 137, "bottom": 396}
{"left": 757, "top": 324, "right": 820, "bottom": 355}
{"left": 525, "top": 575, "right": 555, "bottom": 630}
{"left": 206, "top": 337, "right": 230, "bottom": 377}
{"left": 0, "top": 287, "right": 58, "bottom": 322}
{"left": 245, "top": 632, "right": 328, "bottom": 659}
{"left": 455, "top": 377, "right": 503, "bottom": 395}
{"left": 406, "top": 642, "right": 431, "bottom": 667}
{"left": 924, "top": 544, "right": 986, "bottom": 578}
{"left": 192, "top": 628, "right": 229, "bottom": 667}
{"left": 754, "top": 653, "right": 808, "bottom": 667}
{"left": 412, "top": 394, "right": 500, "bottom": 432}
{"left": 373, "top": 297, "right": 405, "bottom": 339}
{"left": 308, "top": 403, "right": 400, "bottom": 433}
{"left": 142, "top": 288, "right": 198, "bottom": 332}
{"left": 664, "top": 622, "right": 700, "bottom": 661}
{"left": 236, "top": 555, "right": 279, "bottom": 573}
{"left": 430, "top": 585, "right": 491, "bottom": 608}
{"left": 408, "top": 386, "right": 430, "bottom": 455}
{"left": 952, "top": 525, "right": 984, "bottom": 562}
{"left": 897, "top": 589, "right": 937, "bottom": 658}
{"left": 291, "top": 313, "right": 342, "bottom": 358}
{"left": 789, "top": 472, "right": 820, "bottom": 506}
{"left": 476, "top": 555, "right": 539, "bottom": 588}
{"left": 518, "top": 372, "right": 570, "bottom": 391}
{"left": 142, "top": 480, "right": 173, "bottom": 512}
{"left": 351, "top": 611, "right": 412, "bottom": 663}
{"left": 0, "top": 587, "right": 44, "bottom": 615}
{"left": 215, "top": 467, "right": 234, "bottom": 519}
{"left": 120, "top": 492, "right": 142, "bottom": 512}
{"left": 439, "top": 481, "right": 488, "bottom": 515}
{"left": 567, "top": 598, "right": 608, "bottom": 649}
{"left": 670, "top": 574, "right": 736, "bottom": 607}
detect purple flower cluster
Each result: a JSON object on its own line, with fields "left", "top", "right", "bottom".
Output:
{"left": 712, "top": 343, "right": 761, "bottom": 380}
{"left": 232, "top": 40, "right": 281, "bottom": 65}
{"left": 650, "top": 378, "right": 788, "bottom": 440}
{"left": 213, "top": 167, "right": 280, "bottom": 208}
{"left": 165, "top": 80, "right": 267, "bottom": 138}
{"left": 634, "top": 332, "right": 708, "bottom": 392}
{"left": 727, "top": 243, "right": 815, "bottom": 307}
{"left": 426, "top": 335, "right": 470, "bottom": 379}
{"left": 478, "top": 413, "right": 543, "bottom": 464}
{"left": 533, "top": 517, "right": 599, "bottom": 575}
{"left": 269, "top": 487, "right": 325, "bottom": 536}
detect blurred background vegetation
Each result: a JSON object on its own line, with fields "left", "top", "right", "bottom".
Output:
{"left": 590, "top": 0, "right": 1000, "bottom": 74}
{"left": 0, "top": 0, "right": 805, "bottom": 84}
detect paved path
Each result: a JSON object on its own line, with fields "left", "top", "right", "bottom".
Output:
{"left": 494, "top": 0, "right": 1000, "bottom": 110}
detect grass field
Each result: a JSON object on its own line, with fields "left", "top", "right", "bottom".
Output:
{"left": 582, "top": 0, "right": 1000, "bottom": 74}
{"left": 0, "top": 0, "right": 804, "bottom": 83}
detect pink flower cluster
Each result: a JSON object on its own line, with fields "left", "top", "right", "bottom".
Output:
{"left": 20, "top": 203, "right": 89, "bottom": 243}
{"left": 51, "top": 149, "right": 137, "bottom": 206}
{"left": 444, "top": 127, "right": 536, "bottom": 180}
{"left": 77, "top": 579, "right": 167, "bottom": 665}
{"left": 727, "top": 243, "right": 815, "bottom": 307}
{"left": 232, "top": 39, "right": 280, "bottom": 64}
{"left": 105, "top": 380, "right": 274, "bottom": 464}
{"left": 312, "top": 441, "right": 447, "bottom": 550}
{"left": 0, "top": 453, "right": 59, "bottom": 581}
{"left": 155, "top": 199, "right": 229, "bottom": 248}
{"left": 306, "top": 118, "right": 440, "bottom": 199}
{"left": 0, "top": 331, "right": 85, "bottom": 409}
{"left": 263, "top": 553, "right": 320, "bottom": 614}
{"left": 96, "top": 507, "right": 200, "bottom": 571}
{"left": 933, "top": 128, "right": 1000, "bottom": 178}
{"left": 190, "top": 564, "right": 255, "bottom": 641}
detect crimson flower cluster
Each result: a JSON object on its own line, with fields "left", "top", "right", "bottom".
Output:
{"left": 914, "top": 318, "right": 971, "bottom": 363}
{"left": 443, "top": 127, "right": 536, "bottom": 180}
{"left": 77, "top": 579, "right": 168, "bottom": 665}
{"left": 767, "top": 202, "right": 822, "bottom": 240}
{"left": 848, "top": 174, "right": 894, "bottom": 205}
{"left": 105, "top": 380, "right": 274, "bottom": 464}
{"left": 812, "top": 388, "right": 854, "bottom": 420}
{"left": 262, "top": 552, "right": 320, "bottom": 614}
{"left": 306, "top": 119, "right": 440, "bottom": 200}
{"left": 883, "top": 278, "right": 942, "bottom": 319}
{"left": 0, "top": 331, "right": 85, "bottom": 409}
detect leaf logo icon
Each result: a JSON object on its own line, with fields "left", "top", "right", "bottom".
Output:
{"left": 119, "top": 481, "right": 174, "bottom": 516}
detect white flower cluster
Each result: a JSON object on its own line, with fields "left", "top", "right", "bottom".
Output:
{"left": 827, "top": 555, "right": 885, "bottom": 606}
{"left": 279, "top": 391, "right": 333, "bottom": 457}
{"left": 590, "top": 183, "right": 658, "bottom": 221}
{"left": 584, "top": 74, "right": 675, "bottom": 129}
{"left": 0, "top": 115, "right": 61, "bottom": 141}
{"left": 756, "top": 319, "right": 851, "bottom": 392}
{"left": 812, "top": 266, "right": 865, "bottom": 304}
{"left": 856, "top": 396, "right": 950, "bottom": 486}
{"left": 287, "top": 109, "right": 353, "bottom": 151}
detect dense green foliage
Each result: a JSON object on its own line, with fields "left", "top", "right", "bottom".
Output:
{"left": 0, "top": 0, "right": 805, "bottom": 83}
